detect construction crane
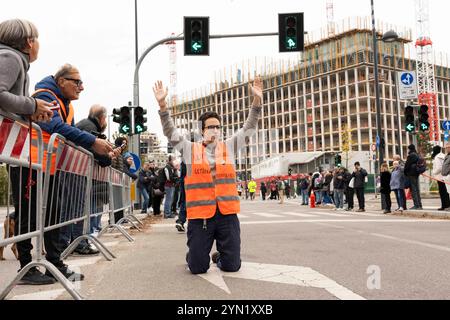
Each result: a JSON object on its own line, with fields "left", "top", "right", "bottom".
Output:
{"left": 415, "top": 0, "right": 439, "bottom": 143}
{"left": 166, "top": 33, "right": 178, "bottom": 109}
{"left": 326, "top": 0, "right": 335, "bottom": 37}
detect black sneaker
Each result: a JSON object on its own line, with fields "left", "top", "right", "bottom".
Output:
{"left": 18, "top": 267, "right": 56, "bottom": 285}
{"left": 74, "top": 246, "right": 100, "bottom": 256}
{"left": 211, "top": 252, "right": 220, "bottom": 264}
{"left": 176, "top": 223, "right": 185, "bottom": 232}
{"left": 46, "top": 264, "right": 85, "bottom": 282}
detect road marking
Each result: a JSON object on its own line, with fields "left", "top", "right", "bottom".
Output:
{"left": 199, "top": 262, "right": 365, "bottom": 300}
{"left": 278, "top": 212, "right": 316, "bottom": 218}
{"left": 249, "top": 212, "right": 281, "bottom": 218}
{"left": 151, "top": 218, "right": 450, "bottom": 228}
{"left": 10, "top": 289, "right": 66, "bottom": 300}
{"left": 369, "top": 232, "right": 450, "bottom": 253}
{"left": 66, "top": 256, "right": 102, "bottom": 268}
{"left": 238, "top": 214, "right": 249, "bottom": 219}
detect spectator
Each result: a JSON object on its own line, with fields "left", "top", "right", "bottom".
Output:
{"left": 390, "top": 161, "right": 406, "bottom": 213}
{"left": 0, "top": 19, "right": 53, "bottom": 121}
{"left": 299, "top": 175, "right": 310, "bottom": 206}
{"left": 404, "top": 144, "right": 423, "bottom": 210}
{"left": 321, "top": 171, "right": 334, "bottom": 206}
{"left": 431, "top": 145, "right": 450, "bottom": 211}
{"left": 440, "top": 143, "right": 450, "bottom": 208}
{"left": 163, "top": 155, "right": 177, "bottom": 219}
{"left": 260, "top": 182, "right": 267, "bottom": 201}
{"left": 0, "top": 19, "right": 54, "bottom": 285}
{"left": 138, "top": 162, "right": 152, "bottom": 214}
{"left": 277, "top": 177, "right": 285, "bottom": 204}
{"left": 171, "top": 159, "right": 181, "bottom": 215}
{"left": 270, "top": 180, "right": 277, "bottom": 200}
{"left": 175, "top": 161, "right": 187, "bottom": 232}
{"left": 237, "top": 184, "right": 243, "bottom": 199}
{"left": 248, "top": 179, "right": 257, "bottom": 201}
{"left": 392, "top": 154, "right": 407, "bottom": 209}
{"left": 311, "top": 172, "right": 322, "bottom": 205}
{"left": 333, "top": 168, "right": 345, "bottom": 211}
{"left": 343, "top": 168, "right": 354, "bottom": 211}
{"left": 380, "top": 163, "right": 392, "bottom": 214}
{"left": 352, "top": 162, "right": 368, "bottom": 212}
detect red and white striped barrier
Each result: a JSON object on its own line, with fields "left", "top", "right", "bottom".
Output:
{"left": 56, "top": 144, "right": 90, "bottom": 176}
{"left": 0, "top": 115, "right": 30, "bottom": 161}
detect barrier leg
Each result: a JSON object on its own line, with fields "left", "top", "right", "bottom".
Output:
{"left": 98, "top": 224, "right": 134, "bottom": 242}
{"left": 117, "top": 218, "right": 141, "bottom": 232}
{"left": 61, "top": 235, "right": 114, "bottom": 261}
{"left": 126, "top": 214, "right": 144, "bottom": 227}
{"left": 0, "top": 261, "right": 83, "bottom": 300}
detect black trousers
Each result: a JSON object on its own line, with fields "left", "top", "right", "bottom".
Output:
{"left": 152, "top": 194, "right": 163, "bottom": 215}
{"left": 261, "top": 192, "right": 266, "bottom": 201}
{"left": 345, "top": 188, "right": 354, "bottom": 209}
{"left": 381, "top": 193, "right": 392, "bottom": 211}
{"left": 438, "top": 181, "right": 450, "bottom": 209}
{"left": 10, "top": 167, "right": 62, "bottom": 269}
{"left": 187, "top": 210, "right": 241, "bottom": 275}
{"left": 354, "top": 188, "right": 365, "bottom": 210}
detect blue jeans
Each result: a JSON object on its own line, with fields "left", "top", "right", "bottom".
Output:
{"left": 139, "top": 187, "right": 150, "bottom": 212}
{"left": 322, "top": 191, "right": 333, "bottom": 204}
{"left": 164, "top": 186, "right": 175, "bottom": 217}
{"left": 301, "top": 189, "right": 309, "bottom": 205}
{"left": 334, "top": 190, "right": 344, "bottom": 209}
{"left": 315, "top": 191, "right": 322, "bottom": 204}
{"left": 393, "top": 189, "right": 406, "bottom": 209}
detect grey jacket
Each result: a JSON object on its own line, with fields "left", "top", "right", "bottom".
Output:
{"left": 0, "top": 44, "right": 36, "bottom": 115}
{"left": 390, "top": 166, "right": 405, "bottom": 190}
{"left": 442, "top": 153, "right": 450, "bottom": 177}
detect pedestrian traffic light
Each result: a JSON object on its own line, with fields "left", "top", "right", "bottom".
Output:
{"left": 335, "top": 154, "right": 342, "bottom": 167}
{"left": 184, "top": 16, "right": 209, "bottom": 56}
{"left": 113, "top": 106, "right": 131, "bottom": 135}
{"left": 134, "top": 106, "right": 147, "bottom": 134}
{"left": 404, "top": 105, "right": 415, "bottom": 133}
{"left": 288, "top": 168, "right": 292, "bottom": 176}
{"left": 278, "top": 13, "right": 304, "bottom": 53}
{"left": 418, "top": 104, "right": 430, "bottom": 132}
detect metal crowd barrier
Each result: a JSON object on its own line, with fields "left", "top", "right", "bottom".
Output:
{"left": 97, "top": 168, "right": 141, "bottom": 241}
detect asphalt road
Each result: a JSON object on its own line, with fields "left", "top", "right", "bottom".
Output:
{"left": 2, "top": 198, "right": 450, "bottom": 300}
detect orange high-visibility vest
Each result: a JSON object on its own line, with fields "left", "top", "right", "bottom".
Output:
{"left": 30, "top": 89, "right": 74, "bottom": 174}
{"left": 185, "top": 142, "right": 240, "bottom": 220}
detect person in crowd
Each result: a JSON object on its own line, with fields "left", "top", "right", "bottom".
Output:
{"left": 311, "top": 172, "right": 322, "bottom": 205}
{"left": 270, "top": 180, "right": 277, "bottom": 200}
{"left": 404, "top": 144, "right": 423, "bottom": 210}
{"left": 162, "top": 155, "right": 177, "bottom": 219}
{"left": 248, "top": 179, "right": 257, "bottom": 201}
{"left": 298, "top": 174, "right": 309, "bottom": 206}
{"left": 171, "top": 159, "right": 181, "bottom": 216}
{"left": 0, "top": 19, "right": 55, "bottom": 285}
{"left": 380, "top": 163, "right": 392, "bottom": 214}
{"left": 21, "top": 64, "right": 113, "bottom": 283}
{"left": 352, "top": 162, "right": 368, "bottom": 212}
{"left": 333, "top": 168, "right": 345, "bottom": 211}
{"left": 260, "top": 182, "right": 267, "bottom": 201}
{"left": 392, "top": 154, "right": 407, "bottom": 210}
{"left": 431, "top": 145, "right": 450, "bottom": 211}
{"left": 138, "top": 162, "right": 152, "bottom": 214}
{"left": 343, "top": 168, "right": 354, "bottom": 211}
{"left": 277, "top": 177, "right": 285, "bottom": 204}
{"left": 153, "top": 76, "right": 262, "bottom": 275}
{"left": 321, "top": 171, "right": 334, "bottom": 206}
{"left": 390, "top": 161, "right": 406, "bottom": 213}
{"left": 237, "top": 184, "right": 243, "bottom": 199}
{"left": 440, "top": 143, "right": 450, "bottom": 210}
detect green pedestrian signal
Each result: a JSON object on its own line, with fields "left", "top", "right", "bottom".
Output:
{"left": 134, "top": 106, "right": 147, "bottom": 134}
{"left": 418, "top": 104, "right": 430, "bottom": 132}
{"left": 278, "top": 13, "right": 304, "bottom": 53}
{"left": 184, "top": 17, "right": 209, "bottom": 56}
{"left": 404, "top": 105, "right": 415, "bottom": 133}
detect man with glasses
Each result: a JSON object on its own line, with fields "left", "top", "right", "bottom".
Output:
{"left": 153, "top": 76, "right": 263, "bottom": 275}
{"left": 30, "top": 64, "right": 113, "bottom": 282}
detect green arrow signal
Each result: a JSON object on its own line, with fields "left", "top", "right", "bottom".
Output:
{"left": 192, "top": 42, "right": 202, "bottom": 52}
{"left": 421, "top": 123, "right": 429, "bottom": 131}
{"left": 406, "top": 124, "right": 415, "bottom": 132}
{"left": 121, "top": 124, "right": 130, "bottom": 133}
{"left": 135, "top": 125, "right": 144, "bottom": 133}
{"left": 287, "top": 38, "right": 296, "bottom": 48}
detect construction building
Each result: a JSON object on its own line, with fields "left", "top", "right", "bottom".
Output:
{"left": 169, "top": 17, "right": 450, "bottom": 179}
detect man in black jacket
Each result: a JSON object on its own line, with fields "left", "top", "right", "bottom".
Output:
{"left": 404, "top": 144, "right": 423, "bottom": 210}
{"left": 352, "top": 162, "right": 368, "bottom": 212}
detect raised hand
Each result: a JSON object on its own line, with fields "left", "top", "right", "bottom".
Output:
{"left": 250, "top": 76, "right": 263, "bottom": 105}
{"left": 153, "top": 81, "right": 168, "bottom": 110}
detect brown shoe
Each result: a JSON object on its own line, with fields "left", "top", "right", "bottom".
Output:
{"left": 356, "top": 209, "right": 365, "bottom": 213}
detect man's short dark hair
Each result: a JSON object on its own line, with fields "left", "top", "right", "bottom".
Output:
{"left": 355, "top": 162, "right": 360, "bottom": 166}
{"left": 198, "top": 111, "right": 221, "bottom": 132}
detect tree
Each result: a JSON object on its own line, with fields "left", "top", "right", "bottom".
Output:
{"left": 341, "top": 124, "right": 352, "bottom": 169}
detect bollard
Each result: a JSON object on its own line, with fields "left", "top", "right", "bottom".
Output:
{"left": 309, "top": 192, "right": 316, "bottom": 208}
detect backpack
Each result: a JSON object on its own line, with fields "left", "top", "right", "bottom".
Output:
{"left": 416, "top": 156, "right": 427, "bottom": 174}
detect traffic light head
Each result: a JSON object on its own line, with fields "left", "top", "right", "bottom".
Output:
{"left": 119, "top": 106, "right": 131, "bottom": 135}
{"left": 184, "top": 16, "right": 209, "bottom": 56}
{"left": 134, "top": 106, "right": 147, "bottom": 134}
{"left": 278, "top": 13, "right": 304, "bottom": 52}
{"left": 112, "top": 108, "right": 121, "bottom": 124}
{"left": 335, "top": 154, "right": 342, "bottom": 167}
{"left": 404, "top": 105, "right": 415, "bottom": 133}
{"left": 419, "top": 104, "right": 430, "bottom": 131}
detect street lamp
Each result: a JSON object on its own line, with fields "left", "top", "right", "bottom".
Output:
{"left": 371, "top": 0, "right": 384, "bottom": 173}
{"left": 381, "top": 30, "right": 403, "bottom": 159}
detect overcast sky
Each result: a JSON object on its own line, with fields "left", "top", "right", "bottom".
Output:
{"left": 2, "top": 0, "right": 450, "bottom": 144}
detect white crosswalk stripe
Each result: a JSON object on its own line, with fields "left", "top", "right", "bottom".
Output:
{"left": 248, "top": 212, "right": 282, "bottom": 218}
{"left": 277, "top": 212, "right": 316, "bottom": 218}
